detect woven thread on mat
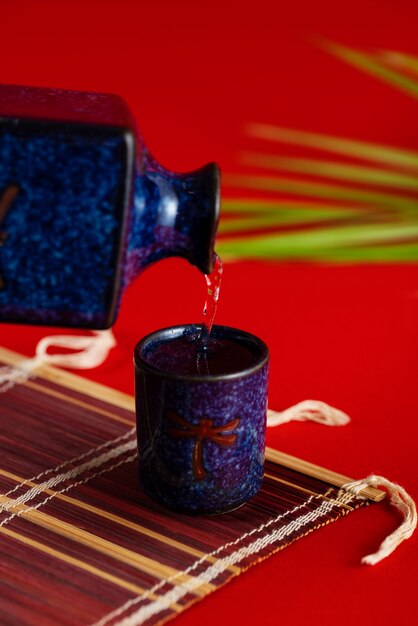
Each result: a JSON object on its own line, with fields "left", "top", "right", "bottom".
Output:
{"left": 91, "top": 490, "right": 350, "bottom": 626}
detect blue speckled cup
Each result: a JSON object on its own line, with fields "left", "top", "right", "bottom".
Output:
{"left": 134, "top": 325, "right": 269, "bottom": 514}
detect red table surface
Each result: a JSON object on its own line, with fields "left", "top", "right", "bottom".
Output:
{"left": 1, "top": 1, "right": 417, "bottom": 625}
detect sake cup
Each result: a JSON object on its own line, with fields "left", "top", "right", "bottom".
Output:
{"left": 134, "top": 324, "right": 269, "bottom": 514}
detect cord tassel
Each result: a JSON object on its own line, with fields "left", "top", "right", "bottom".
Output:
{"left": 0, "top": 329, "right": 116, "bottom": 393}
{"left": 267, "top": 400, "right": 350, "bottom": 427}
{"left": 343, "top": 474, "right": 417, "bottom": 564}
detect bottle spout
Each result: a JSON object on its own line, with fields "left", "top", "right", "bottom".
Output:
{"left": 194, "top": 162, "right": 221, "bottom": 275}
{"left": 166, "top": 161, "right": 220, "bottom": 275}
{"left": 125, "top": 158, "right": 220, "bottom": 286}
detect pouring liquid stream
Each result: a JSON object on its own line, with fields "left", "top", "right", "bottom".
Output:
{"left": 196, "top": 253, "right": 223, "bottom": 374}
{"left": 202, "top": 253, "right": 223, "bottom": 337}
{"left": 144, "top": 253, "right": 255, "bottom": 376}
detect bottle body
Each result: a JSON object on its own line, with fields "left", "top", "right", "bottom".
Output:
{"left": 0, "top": 85, "right": 219, "bottom": 328}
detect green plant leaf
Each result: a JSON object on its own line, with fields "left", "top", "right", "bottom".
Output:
{"left": 217, "top": 221, "right": 418, "bottom": 258}
{"left": 219, "top": 211, "right": 357, "bottom": 234}
{"left": 220, "top": 200, "right": 384, "bottom": 233}
{"left": 323, "top": 40, "right": 418, "bottom": 99}
{"left": 380, "top": 50, "right": 418, "bottom": 75}
{"left": 222, "top": 198, "right": 323, "bottom": 213}
{"left": 222, "top": 199, "right": 374, "bottom": 216}
{"left": 224, "top": 173, "right": 417, "bottom": 211}
{"left": 240, "top": 152, "right": 418, "bottom": 190}
{"left": 317, "top": 243, "right": 418, "bottom": 262}
{"left": 246, "top": 123, "right": 418, "bottom": 171}
{"left": 217, "top": 237, "right": 418, "bottom": 263}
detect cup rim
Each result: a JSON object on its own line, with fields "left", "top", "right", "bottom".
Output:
{"left": 134, "top": 324, "right": 269, "bottom": 382}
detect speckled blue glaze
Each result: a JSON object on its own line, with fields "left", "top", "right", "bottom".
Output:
{"left": 0, "top": 85, "right": 219, "bottom": 328}
{"left": 134, "top": 325, "right": 269, "bottom": 515}
{"left": 0, "top": 125, "right": 127, "bottom": 327}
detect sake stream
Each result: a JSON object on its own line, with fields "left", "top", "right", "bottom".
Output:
{"left": 143, "top": 254, "right": 258, "bottom": 376}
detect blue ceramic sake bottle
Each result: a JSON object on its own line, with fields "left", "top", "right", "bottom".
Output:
{"left": 0, "top": 84, "right": 219, "bottom": 328}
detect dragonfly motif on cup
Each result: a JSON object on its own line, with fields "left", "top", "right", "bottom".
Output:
{"left": 168, "top": 411, "right": 240, "bottom": 480}
{"left": 0, "top": 184, "right": 20, "bottom": 289}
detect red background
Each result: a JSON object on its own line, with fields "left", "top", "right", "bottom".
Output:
{"left": 1, "top": 1, "right": 417, "bottom": 624}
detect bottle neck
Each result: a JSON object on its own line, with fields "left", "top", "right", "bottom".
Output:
{"left": 123, "top": 155, "right": 220, "bottom": 288}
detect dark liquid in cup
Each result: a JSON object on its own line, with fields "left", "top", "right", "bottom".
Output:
{"left": 143, "top": 333, "right": 258, "bottom": 376}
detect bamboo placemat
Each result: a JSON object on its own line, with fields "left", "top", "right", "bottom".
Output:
{"left": 0, "top": 347, "right": 383, "bottom": 626}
